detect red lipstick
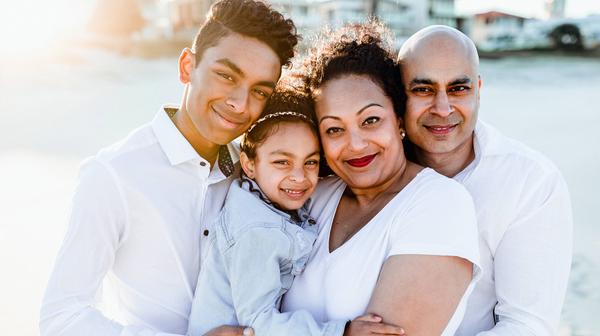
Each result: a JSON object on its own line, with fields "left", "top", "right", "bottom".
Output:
{"left": 346, "top": 154, "right": 377, "bottom": 168}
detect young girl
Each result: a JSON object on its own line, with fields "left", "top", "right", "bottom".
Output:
{"left": 187, "top": 87, "right": 403, "bottom": 336}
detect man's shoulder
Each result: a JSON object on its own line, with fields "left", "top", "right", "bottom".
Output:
{"left": 476, "top": 121, "right": 561, "bottom": 177}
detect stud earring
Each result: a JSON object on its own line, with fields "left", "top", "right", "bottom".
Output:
{"left": 400, "top": 128, "right": 406, "bottom": 140}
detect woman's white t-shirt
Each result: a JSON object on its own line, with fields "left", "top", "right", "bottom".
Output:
{"left": 281, "top": 168, "right": 482, "bottom": 335}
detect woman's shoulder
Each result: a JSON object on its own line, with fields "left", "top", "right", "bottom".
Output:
{"left": 409, "top": 168, "right": 473, "bottom": 205}
{"left": 309, "top": 175, "right": 345, "bottom": 211}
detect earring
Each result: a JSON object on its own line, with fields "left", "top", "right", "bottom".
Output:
{"left": 400, "top": 128, "right": 406, "bottom": 140}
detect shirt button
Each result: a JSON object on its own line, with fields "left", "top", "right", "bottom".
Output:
{"left": 308, "top": 219, "right": 316, "bottom": 225}
{"left": 199, "top": 161, "right": 207, "bottom": 167}
{"left": 203, "top": 229, "right": 209, "bottom": 236}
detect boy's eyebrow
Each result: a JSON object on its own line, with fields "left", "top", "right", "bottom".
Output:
{"left": 216, "top": 58, "right": 276, "bottom": 89}
{"left": 216, "top": 58, "right": 244, "bottom": 76}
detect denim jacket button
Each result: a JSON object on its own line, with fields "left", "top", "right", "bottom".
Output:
{"left": 308, "top": 218, "right": 316, "bottom": 225}
{"left": 203, "top": 229, "right": 209, "bottom": 236}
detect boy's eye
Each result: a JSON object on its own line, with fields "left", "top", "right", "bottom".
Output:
{"left": 363, "top": 116, "right": 380, "bottom": 125}
{"left": 253, "top": 88, "right": 270, "bottom": 99}
{"left": 217, "top": 72, "right": 233, "bottom": 81}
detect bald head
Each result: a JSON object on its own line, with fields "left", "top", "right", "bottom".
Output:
{"left": 397, "top": 26, "right": 481, "bottom": 172}
{"left": 398, "top": 25, "right": 479, "bottom": 72}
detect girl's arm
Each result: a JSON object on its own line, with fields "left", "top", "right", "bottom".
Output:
{"left": 226, "top": 227, "right": 403, "bottom": 336}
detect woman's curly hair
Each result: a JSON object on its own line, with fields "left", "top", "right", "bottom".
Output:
{"left": 301, "top": 20, "right": 406, "bottom": 118}
{"left": 193, "top": 0, "right": 300, "bottom": 67}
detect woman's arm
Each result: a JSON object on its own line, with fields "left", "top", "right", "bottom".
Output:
{"left": 366, "top": 254, "right": 472, "bottom": 336}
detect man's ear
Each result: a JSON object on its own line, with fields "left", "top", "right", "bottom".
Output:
{"left": 179, "top": 48, "right": 195, "bottom": 84}
{"left": 240, "top": 152, "right": 256, "bottom": 179}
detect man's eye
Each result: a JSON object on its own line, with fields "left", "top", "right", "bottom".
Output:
{"left": 449, "top": 86, "right": 470, "bottom": 93}
{"left": 363, "top": 116, "right": 380, "bottom": 125}
{"left": 412, "top": 87, "right": 432, "bottom": 93}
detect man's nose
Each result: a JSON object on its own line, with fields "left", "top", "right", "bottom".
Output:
{"left": 432, "top": 91, "right": 453, "bottom": 117}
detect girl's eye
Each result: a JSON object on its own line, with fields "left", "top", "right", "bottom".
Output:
{"left": 325, "top": 127, "right": 343, "bottom": 135}
{"left": 305, "top": 159, "right": 319, "bottom": 166}
{"left": 273, "top": 160, "right": 289, "bottom": 166}
{"left": 363, "top": 116, "right": 380, "bottom": 125}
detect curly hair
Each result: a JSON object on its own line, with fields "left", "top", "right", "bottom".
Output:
{"left": 301, "top": 20, "right": 406, "bottom": 118}
{"left": 192, "top": 0, "right": 300, "bottom": 68}
{"left": 241, "top": 83, "right": 317, "bottom": 161}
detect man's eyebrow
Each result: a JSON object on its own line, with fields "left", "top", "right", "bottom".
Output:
{"left": 409, "top": 78, "right": 435, "bottom": 86}
{"left": 216, "top": 58, "right": 244, "bottom": 77}
{"left": 448, "top": 77, "right": 472, "bottom": 86}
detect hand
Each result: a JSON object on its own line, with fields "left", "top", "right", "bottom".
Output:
{"left": 344, "top": 313, "right": 405, "bottom": 335}
{"left": 203, "top": 325, "right": 254, "bottom": 336}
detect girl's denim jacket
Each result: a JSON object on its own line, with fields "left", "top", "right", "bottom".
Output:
{"left": 187, "top": 178, "right": 346, "bottom": 336}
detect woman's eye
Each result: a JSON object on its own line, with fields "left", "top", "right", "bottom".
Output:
{"left": 363, "top": 116, "right": 380, "bottom": 125}
{"left": 325, "top": 127, "right": 343, "bottom": 135}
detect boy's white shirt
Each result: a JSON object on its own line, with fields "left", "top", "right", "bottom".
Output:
{"left": 40, "top": 108, "right": 239, "bottom": 336}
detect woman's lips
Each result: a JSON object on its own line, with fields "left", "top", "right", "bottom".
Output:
{"left": 346, "top": 154, "right": 377, "bottom": 168}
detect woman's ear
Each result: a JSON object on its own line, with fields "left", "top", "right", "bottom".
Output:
{"left": 240, "top": 152, "right": 256, "bottom": 179}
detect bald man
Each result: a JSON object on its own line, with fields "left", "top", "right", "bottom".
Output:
{"left": 398, "top": 26, "right": 573, "bottom": 335}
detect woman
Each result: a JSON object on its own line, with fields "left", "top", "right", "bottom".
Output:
{"left": 282, "top": 22, "right": 482, "bottom": 335}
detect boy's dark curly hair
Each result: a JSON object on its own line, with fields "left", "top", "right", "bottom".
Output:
{"left": 301, "top": 20, "right": 406, "bottom": 118}
{"left": 192, "top": 0, "right": 300, "bottom": 67}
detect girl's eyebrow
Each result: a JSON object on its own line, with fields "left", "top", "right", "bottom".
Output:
{"left": 268, "top": 150, "right": 320, "bottom": 158}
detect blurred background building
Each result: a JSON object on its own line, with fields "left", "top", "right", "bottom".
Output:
{"left": 86, "top": 0, "right": 600, "bottom": 54}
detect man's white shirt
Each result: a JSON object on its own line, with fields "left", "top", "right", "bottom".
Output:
{"left": 40, "top": 108, "right": 239, "bottom": 336}
{"left": 454, "top": 121, "right": 573, "bottom": 336}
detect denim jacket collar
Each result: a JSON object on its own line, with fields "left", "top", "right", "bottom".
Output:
{"left": 238, "top": 176, "right": 315, "bottom": 227}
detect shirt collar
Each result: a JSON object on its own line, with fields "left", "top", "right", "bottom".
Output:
{"left": 151, "top": 106, "right": 237, "bottom": 177}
